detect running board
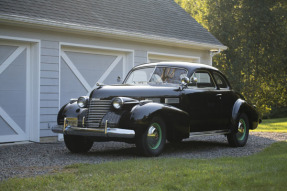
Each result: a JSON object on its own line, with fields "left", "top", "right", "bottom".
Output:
{"left": 189, "top": 129, "right": 230, "bottom": 138}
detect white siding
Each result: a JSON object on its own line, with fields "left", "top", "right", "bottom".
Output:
{"left": 134, "top": 50, "right": 148, "bottom": 66}
{"left": 40, "top": 40, "right": 59, "bottom": 136}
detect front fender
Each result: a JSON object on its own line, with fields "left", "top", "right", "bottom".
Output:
{"left": 232, "top": 99, "right": 260, "bottom": 130}
{"left": 57, "top": 101, "right": 87, "bottom": 126}
{"left": 130, "top": 102, "right": 190, "bottom": 138}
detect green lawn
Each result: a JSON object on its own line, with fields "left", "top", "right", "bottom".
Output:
{"left": 255, "top": 117, "right": 287, "bottom": 133}
{"left": 1, "top": 141, "right": 287, "bottom": 191}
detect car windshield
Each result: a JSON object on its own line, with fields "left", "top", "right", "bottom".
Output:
{"left": 125, "top": 66, "right": 188, "bottom": 86}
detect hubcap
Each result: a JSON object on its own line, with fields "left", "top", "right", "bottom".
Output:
{"left": 147, "top": 123, "right": 162, "bottom": 150}
{"left": 236, "top": 119, "right": 246, "bottom": 141}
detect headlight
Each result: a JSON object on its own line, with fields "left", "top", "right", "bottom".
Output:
{"left": 77, "top": 96, "right": 89, "bottom": 108}
{"left": 112, "top": 97, "right": 123, "bottom": 109}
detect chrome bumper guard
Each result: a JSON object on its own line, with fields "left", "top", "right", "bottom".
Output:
{"left": 52, "top": 118, "right": 135, "bottom": 139}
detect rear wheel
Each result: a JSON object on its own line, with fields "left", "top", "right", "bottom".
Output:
{"left": 64, "top": 135, "right": 93, "bottom": 153}
{"left": 227, "top": 113, "right": 249, "bottom": 147}
{"left": 136, "top": 117, "right": 166, "bottom": 157}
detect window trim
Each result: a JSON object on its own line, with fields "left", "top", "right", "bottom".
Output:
{"left": 212, "top": 71, "right": 230, "bottom": 90}
{"left": 150, "top": 66, "right": 188, "bottom": 83}
{"left": 124, "top": 66, "right": 189, "bottom": 85}
{"left": 189, "top": 70, "right": 217, "bottom": 89}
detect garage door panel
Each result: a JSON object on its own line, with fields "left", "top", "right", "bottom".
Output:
{"left": 60, "top": 48, "right": 126, "bottom": 107}
{"left": 0, "top": 50, "right": 26, "bottom": 130}
{"left": 61, "top": 58, "right": 88, "bottom": 106}
{"left": 0, "top": 51, "right": 26, "bottom": 91}
{"left": 103, "top": 57, "right": 123, "bottom": 84}
{"left": 0, "top": 116, "right": 17, "bottom": 135}
{"left": 65, "top": 51, "right": 117, "bottom": 87}
{"left": 0, "top": 45, "right": 18, "bottom": 65}
{"left": 0, "top": 44, "right": 28, "bottom": 142}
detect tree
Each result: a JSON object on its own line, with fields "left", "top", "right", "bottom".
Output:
{"left": 175, "top": 0, "right": 287, "bottom": 117}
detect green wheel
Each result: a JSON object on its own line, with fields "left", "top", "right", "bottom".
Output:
{"left": 227, "top": 113, "right": 249, "bottom": 147}
{"left": 147, "top": 122, "right": 162, "bottom": 150}
{"left": 136, "top": 117, "right": 166, "bottom": 157}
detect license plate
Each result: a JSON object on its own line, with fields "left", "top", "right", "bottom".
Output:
{"left": 64, "top": 117, "right": 78, "bottom": 130}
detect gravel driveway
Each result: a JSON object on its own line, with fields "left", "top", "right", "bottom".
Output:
{"left": 0, "top": 132, "right": 286, "bottom": 181}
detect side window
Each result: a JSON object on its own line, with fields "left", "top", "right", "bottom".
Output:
{"left": 189, "top": 71, "right": 215, "bottom": 88}
{"left": 150, "top": 67, "right": 188, "bottom": 84}
{"left": 125, "top": 67, "right": 155, "bottom": 84}
{"left": 213, "top": 72, "right": 228, "bottom": 89}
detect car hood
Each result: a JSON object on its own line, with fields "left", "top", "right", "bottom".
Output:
{"left": 90, "top": 84, "right": 182, "bottom": 100}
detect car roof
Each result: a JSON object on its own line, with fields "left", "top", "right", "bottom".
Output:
{"left": 133, "top": 62, "right": 219, "bottom": 72}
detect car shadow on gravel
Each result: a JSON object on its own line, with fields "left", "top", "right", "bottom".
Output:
{"left": 64, "top": 137, "right": 229, "bottom": 158}
{"left": 63, "top": 133, "right": 275, "bottom": 159}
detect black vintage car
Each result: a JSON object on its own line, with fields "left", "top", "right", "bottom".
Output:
{"left": 52, "top": 62, "right": 261, "bottom": 156}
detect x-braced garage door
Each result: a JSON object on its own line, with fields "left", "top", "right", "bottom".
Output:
{"left": 0, "top": 43, "right": 31, "bottom": 143}
{"left": 60, "top": 47, "right": 127, "bottom": 106}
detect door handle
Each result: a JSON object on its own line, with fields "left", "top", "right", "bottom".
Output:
{"left": 216, "top": 94, "right": 222, "bottom": 96}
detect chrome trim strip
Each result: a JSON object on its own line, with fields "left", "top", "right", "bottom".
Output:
{"left": 165, "top": 98, "right": 179, "bottom": 104}
{"left": 105, "top": 120, "right": 108, "bottom": 134}
{"left": 189, "top": 129, "right": 230, "bottom": 137}
{"left": 69, "top": 127, "right": 106, "bottom": 132}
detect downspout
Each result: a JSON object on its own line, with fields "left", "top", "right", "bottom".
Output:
{"left": 210, "top": 49, "right": 221, "bottom": 66}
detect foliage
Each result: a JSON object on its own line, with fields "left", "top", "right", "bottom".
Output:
{"left": 255, "top": 117, "right": 287, "bottom": 132}
{"left": 1, "top": 141, "right": 287, "bottom": 190}
{"left": 175, "top": 0, "right": 287, "bottom": 116}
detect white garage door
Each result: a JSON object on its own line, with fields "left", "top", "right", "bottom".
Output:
{"left": 60, "top": 47, "right": 126, "bottom": 106}
{"left": 0, "top": 43, "right": 30, "bottom": 143}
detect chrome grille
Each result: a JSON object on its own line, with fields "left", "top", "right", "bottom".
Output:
{"left": 86, "top": 99, "right": 111, "bottom": 128}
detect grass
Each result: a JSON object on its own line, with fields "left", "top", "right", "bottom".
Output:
{"left": 255, "top": 117, "right": 287, "bottom": 133}
{"left": 1, "top": 141, "right": 287, "bottom": 191}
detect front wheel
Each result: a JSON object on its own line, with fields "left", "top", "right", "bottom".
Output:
{"left": 136, "top": 117, "right": 166, "bottom": 157}
{"left": 227, "top": 113, "right": 249, "bottom": 147}
{"left": 64, "top": 135, "right": 93, "bottom": 153}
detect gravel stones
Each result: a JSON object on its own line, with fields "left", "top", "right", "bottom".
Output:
{"left": 0, "top": 132, "right": 286, "bottom": 181}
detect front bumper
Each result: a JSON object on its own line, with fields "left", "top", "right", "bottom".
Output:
{"left": 52, "top": 118, "right": 135, "bottom": 139}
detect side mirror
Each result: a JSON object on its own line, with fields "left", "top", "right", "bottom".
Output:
{"left": 190, "top": 77, "right": 198, "bottom": 83}
{"left": 181, "top": 76, "right": 190, "bottom": 86}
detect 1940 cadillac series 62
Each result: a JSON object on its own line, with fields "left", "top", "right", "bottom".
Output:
{"left": 52, "top": 62, "right": 261, "bottom": 156}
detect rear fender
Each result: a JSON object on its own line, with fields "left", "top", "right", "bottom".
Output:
{"left": 232, "top": 99, "right": 260, "bottom": 130}
{"left": 130, "top": 102, "right": 190, "bottom": 138}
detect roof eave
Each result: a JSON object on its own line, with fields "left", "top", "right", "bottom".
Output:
{"left": 0, "top": 14, "right": 227, "bottom": 51}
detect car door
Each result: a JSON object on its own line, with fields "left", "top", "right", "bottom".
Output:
{"left": 212, "top": 71, "right": 235, "bottom": 129}
{"left": 182, "top": 70, "right": 223, "bottom": 132}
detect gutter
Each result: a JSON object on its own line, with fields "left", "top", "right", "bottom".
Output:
{"left": 210, "top": 49, "right": 222, "bottom": 57}
{"left": 0, "top": 14, "right": 227, "bottom": 51}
